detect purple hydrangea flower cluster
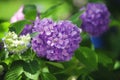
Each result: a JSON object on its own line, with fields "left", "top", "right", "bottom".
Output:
{"left": 20, "top": 24, "right": 33, "bottom": 35}
{"left": 32, "top": 18, "right": 82, "bottom": 61}
{"left": 80, "top": 3, "right": 110, "bottom": 36}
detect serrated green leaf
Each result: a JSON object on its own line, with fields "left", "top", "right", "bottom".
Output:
{"left": 75, "top": 47, "right": 98, "bottom": 72}
{"left": 23, "top": 60, "right": 39, "bottom": 74}
{"left": 5, "top": 66, "right": 23, "bottom": 80}
{"left": 5, "top": 60, "right": 25, "bottom": 80}
{"left": 41, "top": 73, "right": 57, "bottom": 80}
{"left": 23, "top": 4, "right": 37, "bottom": 20}
{"left": 9, "top": 20, "right": 31, "bottom": 35}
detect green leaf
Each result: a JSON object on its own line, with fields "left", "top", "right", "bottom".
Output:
{"left": 114, "top": 61, "right": 120, "bottom": 70}
{"left": 60, "top": 57, "right": 78, "bottom": 73}
{"left": 0, "top": 22, "right": 10, "bottom": 38}
{"left": 98, "top": 53, "right": 113, "bottom": 67}
{"left": 21, "top": 49, "right": 35, "bottom": 61}
{"left": 46, "top": 62, "right": 64, "bottom": 69}
{"left": 41, "top": 2, "right": 63, "bottom": 18}
{"left": 0, "top": 62, "right": 8, "bottom": 75}
{"left": 5, "top": 60, "right": 24, "bottom": 80}
{"left": 23, "top": 4, "right": 37, "bottom": 20}
{"left": 9, "top": 20, "right": 31, "bottom": 35}
{"left": 41, "top": 73, "right": 57, "bottom": 80}
{"left": 42, "top": 67, "right": 49, "bottom": 73}
{"left": 77, "top": 75, "right": 94, "bottom": 80}
{"left": 69, "top": 11, "right": 83, "bottom": 26}
{"left": 24, "top": 71, "right": 40, "bottom": 80}
{"left": 110, "top": 19, "right": 120, "bottom": 27}
{"left": 5, "top": 60, "right": 40, "bottom": 80}
{"left": 30, "top": 32, "right": 39, "bottom": 38}
{"left": 0, "top": 50, "right": 6, "bottom": 61}
{"left": 23, "top": 60, "right": 39, "bottom": 74}
{"left": 75, "top": 47, "right": 98, "bottom": 72}
{"left": 5, "top": 66, "right": 23, "bottom": 80}
{"left": 0, "top": 65, "right": 4, "bottom": 74}
{"left": 3, "top": 53, "right": 21, "bottom": 65}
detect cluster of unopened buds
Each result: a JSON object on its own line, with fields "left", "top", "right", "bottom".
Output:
{"left": 2, "top": 32, "right": 31, "bottom": 53}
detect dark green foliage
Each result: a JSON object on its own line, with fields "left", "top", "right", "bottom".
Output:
{"left": 69, "top": 11, "right": 83, "bottom": 26}
{"left": 23, "top": 5, "right": 37, "bottom": 20}
{"left": 9, "top": 20, "right": 31, "bottom": 35}
{"left": 75, "top": 47, "right": 98, "bottom": 72}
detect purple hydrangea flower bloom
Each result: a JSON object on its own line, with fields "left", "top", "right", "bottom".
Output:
{"left": 32, "top": 18, "right": 82, "bottom": 61}
{"left": 20, "top": 24, "right": 33, "bottom": 35}
{"left": 80, "top": 3, "right": 110, "bottom": 36}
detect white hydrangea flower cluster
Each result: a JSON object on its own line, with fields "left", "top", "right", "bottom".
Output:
{"left": 2, "top": 32, "right": 31, "bottom": 53}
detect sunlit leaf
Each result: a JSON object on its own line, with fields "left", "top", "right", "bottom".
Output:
{"left": 114, "top": 61, "right": 120, "bottom": 70}
{"left": 5, "top": 60, "right": 25, "bottom": 80}
{"left": 24, "top": 71, "right": 40, "bottom": 80}
{"left": 41, "top": 2, "right": 63, "bottom": 18}
{"left": 0, "top": 22, "right": 10, "bottom": 38}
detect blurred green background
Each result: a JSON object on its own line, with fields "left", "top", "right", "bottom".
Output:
{"left": 0, "top": 0, "right": 88, "bottom": 21}
{"left": 0, "top": 0, "right": 120, "bottom": 21}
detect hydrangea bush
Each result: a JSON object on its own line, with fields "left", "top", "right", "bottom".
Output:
{"left": 0, "top": 2, "right": 119, "bottom": 80}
